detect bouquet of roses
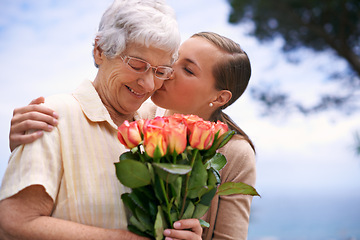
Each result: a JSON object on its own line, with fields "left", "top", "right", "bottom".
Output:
{"left": 115, "top": 114, "right": 259, "bottom": 239}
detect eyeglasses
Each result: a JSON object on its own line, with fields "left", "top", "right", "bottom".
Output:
{"left": 120, "top": 55, "right": 174, "bottom": 80}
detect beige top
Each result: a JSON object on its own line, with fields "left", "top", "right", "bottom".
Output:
{"left": 0, "top": 80, "right": 130, "bottom": 229}
{"left": 137, "top": 102, "right": 257, "bottom": 240}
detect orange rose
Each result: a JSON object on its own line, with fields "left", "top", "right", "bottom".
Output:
{"left": 143, "top": 118, "right": 167, "bottom": 158}
{"left": 214, "top": 120, "right": 229, "bottom": 137}
{"left": 118, "top": 120, "right": 142, "bottom": 149}
{"left": 164, "top": 120, "right": 187, "bottom": 155}
{"left": 182, "top": 114, "right": 204, "bottom": 134}
{"left": 135, "top": 119, "right": 146, "bottom": 136}
{"left": 188, "top": 120, "right": 215, "bottom": 150}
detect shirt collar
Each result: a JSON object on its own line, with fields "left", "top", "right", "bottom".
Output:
{"left": 72, "top": 80, "right": 118, "bottom": 129}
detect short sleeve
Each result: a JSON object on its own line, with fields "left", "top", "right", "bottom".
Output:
{"left": 0, "top": 127, "right": 63, "bottom": 202}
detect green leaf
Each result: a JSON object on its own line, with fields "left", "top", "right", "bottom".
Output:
{"left": 153, "top": 163, "right": 192, "bottom": 175}
{"left": 182, "top": 201, "right": 195, "bottom": 219}
{"left": 199, "top": 219, "right": 210, "bottom": 228}
{"left": 207, "top": 168, "right": 221, "bottom": 186}
{"left": 121, "top": 193, "right": 137, "bottom": 214}
{"left": 195, "top": 186, "right": 211, "bottom": 199}
{"left": 152, "top": 163, "right": 192, "bottom": 184}
{"left": 154, "top": 206, "right": 167, "bottom": 240}
{"left": 217, "top": 182, "right": 260, "bottom": 196}
{"left": 135, "top": 207, "right": 153, "bottom": 231}
{"left": 129, "top": 215, "right": 147, "bottom": 233}
{"left": 135, "top": 185, "right": 156, "bottom": 202}
{"left": 216, "top": 130, "right": 235, "bottom": 149}
{"left": 148, "top": 200, "right": 158, "bottom": 221}
{"left": 205, "top": 153, "right": 227, "bottom": 171}
{"left": 120, "top": 151, "right": 139, "bottom": 161}
{"left": 127, "top": 190, "right": 147, "bottom": 212}
{"left": 192, "top": 203, "right": 210, "bottom": 219}
{"left": 199, "top": 187, "right": 217, "bottom": 206}
{"left": 127, "top": 224, "right": 150, "bottom": 237}
{"left": 202, "top": 131, "right": 235, "bottom": 159}
{"left": 115, "top": 159, "right": 151, "bottom": 188}
{"left": 170, "top": 177, "right": 182, "bottom": 207}
{"left": 170, "top": 211, "right": 178, "bottom": 224}
{"left": 147, "top": 162, "right": 155, "bottom": 183}
{"left": 187, "top": 157, "right": 208, "bottom": 199}
{"left": 154, "top": 175, "right": 166, "bottom": 203}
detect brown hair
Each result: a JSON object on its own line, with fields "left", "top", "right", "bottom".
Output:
{"left": 191, "top": 32, "right": 255, "bottom": 152}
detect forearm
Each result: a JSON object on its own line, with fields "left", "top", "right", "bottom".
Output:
{"left": 1, "top": 216, "right": 143, "bottom": 240}
{"left": 0, "top": 186, "right": 148, "bottom": 240}
{"left": 212, "top": 195, "right": 252, "bottom": 240}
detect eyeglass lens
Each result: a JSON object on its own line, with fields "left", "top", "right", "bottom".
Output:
{"left": 126, "top": 57, "right": 172, "bottom": 79}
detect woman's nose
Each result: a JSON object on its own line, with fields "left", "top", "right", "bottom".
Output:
{"left": 137, "top": 71, "right": 156, "bottom": 92}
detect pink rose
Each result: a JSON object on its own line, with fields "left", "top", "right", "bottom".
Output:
{"left": 214, "top": 120, "right": 229, "bottom": 137}
{"left": 188, "top": 120, "right": 215, "bottom": 150}
{"left": 118, "top": 120, "right": 142, "bottom": 149}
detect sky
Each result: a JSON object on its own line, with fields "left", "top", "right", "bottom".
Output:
{"left": 1, "top": 1, "right": 360, "bottom": 239}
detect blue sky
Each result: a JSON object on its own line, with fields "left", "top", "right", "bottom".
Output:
{"left": 1, "top": 1, "right": 360, "bottom": 239}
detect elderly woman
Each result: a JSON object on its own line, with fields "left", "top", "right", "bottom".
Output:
{"left": 0, "top": 0, "right": 202, "bottom": 239}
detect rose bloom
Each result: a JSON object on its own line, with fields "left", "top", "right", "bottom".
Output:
{"left": 118, "top": 120, "right": 142, "bottom": 149}
{"left": 188, "top": 120, "right": 215, "bottom": 150}
{"left": 135, "top": 119, "right": 146, "bottom": 136}
{"left": 182, "top": 115, "right": 204, "bottom": 134}
{"left": 214, "top": 120, "right": 229, "bottom": 137}
{"left": 143, "top": 118, "right": 168, "bottom": 158}
{"left": 164, "top": 121, "right": 187, "bottom": 155}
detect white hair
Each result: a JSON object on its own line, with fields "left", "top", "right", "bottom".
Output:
{"left": 96, "top": 0, "right": 180, "bottom": 63}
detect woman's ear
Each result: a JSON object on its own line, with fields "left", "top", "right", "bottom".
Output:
{"left": 213, "top": 90, "right": 232, "bottom": 108}
{"left": 93, "top": 38, "right": 104, "bottom": 66}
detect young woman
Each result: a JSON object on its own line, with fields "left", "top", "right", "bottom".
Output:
{"left": 8, "top": 32, "right": 256, "bottom": 240}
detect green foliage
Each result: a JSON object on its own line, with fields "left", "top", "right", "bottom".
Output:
{"left": 228, "top": 0, "right": 360, "bottom": 57}
{"left": 227, "top": 0, "right": 360, "bottom": 115}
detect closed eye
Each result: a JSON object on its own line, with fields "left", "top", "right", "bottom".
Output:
{"left": 183, "top": 67, "right": 194, "bottom": 75}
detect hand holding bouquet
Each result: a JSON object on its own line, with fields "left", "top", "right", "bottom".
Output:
{"left": 115, "top": 114, "right": 259, "bottom": 239}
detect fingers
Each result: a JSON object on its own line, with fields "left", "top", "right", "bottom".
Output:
{"left": 9, "top": 97, "right": 59, "bottom": 152}
{"left": 29, "top": 96, "right": 45, "bottom": 105}
{"left": 11, "top": 110, "right": 58, "bottom": 129}
{"left": 13, "top": 104, "right": 58, "bottom": 121}
{"left": 9, "top": 131, "right": 44, "bottom": 152}
{"left": 163, "top": 219, "right": 203, "bottom": 240}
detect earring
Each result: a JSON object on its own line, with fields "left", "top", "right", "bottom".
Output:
{"left": 209, "top": 102, "right": 214, "bottom": 107}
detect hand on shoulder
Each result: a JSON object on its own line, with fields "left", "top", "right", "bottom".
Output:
{"left": 10, "top": 97, "right": 58, "bottom": 151}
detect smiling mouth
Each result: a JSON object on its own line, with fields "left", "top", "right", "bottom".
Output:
{"left": 126, "top": 85, "right": 145, "bottom": 97}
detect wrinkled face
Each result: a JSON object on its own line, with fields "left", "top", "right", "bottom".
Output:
{"left": 95, "top": 43, "right": 173, "bottom": 115}
{"left": 151, "top": 37, "right": 224, "bottom": 117}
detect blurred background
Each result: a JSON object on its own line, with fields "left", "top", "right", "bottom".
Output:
{"left": 0, "top": 1, "right": 359, "bottom": 239}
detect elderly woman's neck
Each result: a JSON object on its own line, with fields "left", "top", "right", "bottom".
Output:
{"left": 107, "top": 106, "right": 135, "bottom": 126}
{"left": 92, "top": 81, "right": 135, "bottom": 127}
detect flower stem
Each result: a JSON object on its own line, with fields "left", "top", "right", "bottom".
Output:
{"left": 159, "top": 178, "right": 173, "bottom": 227}
{"left": 179, "top": 149, "right": 198, "bottom": 219}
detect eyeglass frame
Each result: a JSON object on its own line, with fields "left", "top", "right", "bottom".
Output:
{"left": 119, "top": 55, "right": 174, "bottom": 80}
